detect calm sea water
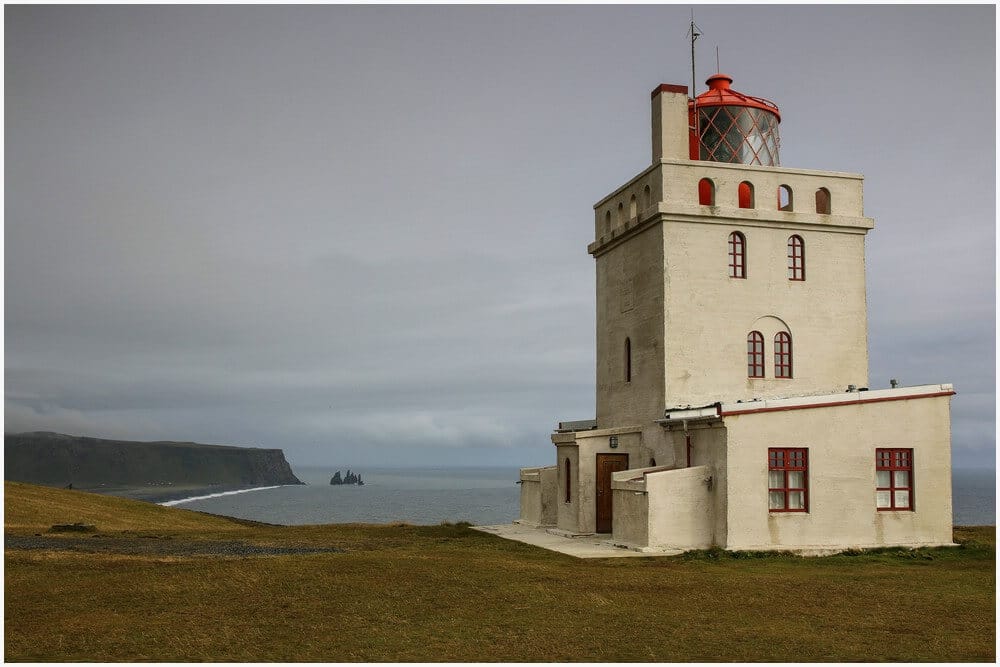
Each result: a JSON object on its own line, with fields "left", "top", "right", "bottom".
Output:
{"left": 168, "top": 466, "right": 995, "bottom": 527}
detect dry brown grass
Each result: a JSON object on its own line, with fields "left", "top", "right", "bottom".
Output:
{"left": 4, "top": 482, "right": 995, "bottom": 662}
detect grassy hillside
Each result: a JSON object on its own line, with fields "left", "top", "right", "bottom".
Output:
{"left": 4, "top": 482, "right": 995, "bottom": 662}
{"left": 4, "top": 481, "right": 249, "bottom": 534}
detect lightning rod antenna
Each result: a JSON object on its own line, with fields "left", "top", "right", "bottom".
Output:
{"left": 687, "top": 11, "right": 702, "bottom": 143}
{"left": 687, "top": 10, "right": 701, "bottom": 99}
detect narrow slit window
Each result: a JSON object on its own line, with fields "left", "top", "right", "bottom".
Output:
{"left": 787, "top": 235, "right": 805, "bottom": 281}
{"left": 774, "top": 332, "right": 792, "bottom": 378}
{"left": 699, "top": 178, "right": 715, "bottom": 206}
{"left": 629, "top": 194, "right": 637, "bottom": 220}
{"left": 564, "top": 459, "right": 571, "bottom": 503}
{"left": 617, "top": 202, "right": 624, "bottom": 224}
{"left": 747, "top": 331, "right": 764, "bottom": 378}
{"left": 624, "top": 337, "right": 632, "bottom": 383}
{"left": 643, "top": 185, "right": 651, "bottom": 211}
{"left": 728, "top": 232, "right": 746, "bottom": 278}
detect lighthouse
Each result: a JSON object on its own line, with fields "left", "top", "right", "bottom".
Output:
{"left": 517, "top": 73, "right": 955, "bottom": 554}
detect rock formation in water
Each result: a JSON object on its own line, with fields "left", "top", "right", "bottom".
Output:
{"left": 3, "top": 431, "right": 304, "bottom": 490}
{"left": 329, "top": 469, "right": 363, "bottom": 485}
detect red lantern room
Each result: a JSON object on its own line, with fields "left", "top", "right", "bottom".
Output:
{"left": 689, "top": 74, "right": 781, "bottom": 166}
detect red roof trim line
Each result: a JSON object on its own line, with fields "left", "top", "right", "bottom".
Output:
{"left": 651, "top": 83, "right": 689, "bottom": 98}
{"left": 720, "top": 391, "right": 955, "bottom": 417}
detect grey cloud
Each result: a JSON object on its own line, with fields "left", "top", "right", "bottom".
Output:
{"left": 6, "top": 5, "right": 994, "bottom": 468}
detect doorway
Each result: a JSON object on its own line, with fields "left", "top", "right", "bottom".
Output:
{"left": 595, "top": 453, "right": 628, "bottom": 533}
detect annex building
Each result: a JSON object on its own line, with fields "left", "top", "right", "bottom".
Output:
{"left": 517, "top": 74, "right": 955, "bottom": 553}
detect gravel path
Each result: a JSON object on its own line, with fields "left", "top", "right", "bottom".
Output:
{"left": 4, "top": 534, "right": 342, "bottom": 557}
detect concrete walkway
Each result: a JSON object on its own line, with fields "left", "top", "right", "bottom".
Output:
{"left": 472, "top": 523, "right": 683, "bottom": 559}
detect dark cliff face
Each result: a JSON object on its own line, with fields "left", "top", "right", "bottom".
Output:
{"left": 4, "top": 432, "right": 303, "bottom": 488}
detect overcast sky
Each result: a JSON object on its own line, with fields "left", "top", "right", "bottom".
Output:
{"left": 5, "top": 5, "right": 995, "bottom": 469}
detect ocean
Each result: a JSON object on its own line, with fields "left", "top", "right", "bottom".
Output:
{"left": 166, "top": 465, "right": 995, "bottom": 527}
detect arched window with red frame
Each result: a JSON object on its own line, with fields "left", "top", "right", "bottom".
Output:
{"left": 728, "top": 231, "right": 746, "bottom": 278}
{"left": 815, "top": 187, "right": 831, "bottom": 214}
{"left": 774, "top": 332, "right": 792, "bottom": 378}
{"left": 699, "top": 178, "right": 715, "bottom": 206}
{"left": 738, "top": 181, "right": 754, "bottom": 209}
{"left": 747, "top": 331, "right": 764, "bottom": 378}
{"left": 787, "top": 235, "right": 805, "bottom": 281}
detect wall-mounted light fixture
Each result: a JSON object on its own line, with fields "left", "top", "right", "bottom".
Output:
{"left": 609, "top": 435, "right": 619, "bottom": 449}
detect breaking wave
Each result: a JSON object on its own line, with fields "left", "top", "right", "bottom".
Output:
{"left": 159, "top": 485, "right": 286, "bottom": 506}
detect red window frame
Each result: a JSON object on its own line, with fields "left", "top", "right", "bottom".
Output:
{"left": 768, "top": 448, "right": 808, "bottom": 512}
{"left": 787, "top": 235, "right": 805, "bottom": 281}
{"left": 876, "top": 448, "right": 913, "bottom": 511}
{"left": 747, "top": 331, "right": 764, "bottom": 378}
{"left": 774, "top": 332, "right": 792, "bottom": 378}
{"left": 728, "top": 232, "right": 746, "bottom": 278}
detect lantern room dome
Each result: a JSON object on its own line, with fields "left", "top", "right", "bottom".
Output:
{"left": 694, "top": 73, "right": 781, "bottom": 121}
{"left": 690, "top": 73, "right": 782, "bottom": 166}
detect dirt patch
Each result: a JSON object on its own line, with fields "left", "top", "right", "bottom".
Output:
{"left": 4, "top": 534, "right": 342, "bottom": 557}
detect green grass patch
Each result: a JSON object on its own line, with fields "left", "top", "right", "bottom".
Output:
{"left": 4, "top": 482, "right": 995, "bottom": 662}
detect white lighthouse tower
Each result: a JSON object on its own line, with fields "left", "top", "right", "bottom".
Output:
{"left": 517, "top": 74, "right": 955, "bottom": 554}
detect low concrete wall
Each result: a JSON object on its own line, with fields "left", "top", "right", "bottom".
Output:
{"left": 610, "top": 465, "right": 714, "bottom": 550}
{"left": 645, "top": 466, "right": 714, "bottom": 549}
{"left": 518, "top": 466, "right": 557, "bottom": 526}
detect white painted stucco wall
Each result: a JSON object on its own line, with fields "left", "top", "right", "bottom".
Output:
{"left": 517, "top": 466, "right": 557, "bottom": 526}
{"left": 721, "top": 390, "right": 954, "bottom": 551}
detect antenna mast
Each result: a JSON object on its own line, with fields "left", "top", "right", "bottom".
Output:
{"left": 687, "top": 11, "right": 702, "bottom": 152}
{"left": 687, "top": 11, "right": 701, "bottom": 98}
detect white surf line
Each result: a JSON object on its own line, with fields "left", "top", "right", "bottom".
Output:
{"left": 158, "top": 485, "right": 285, "bottom": 506}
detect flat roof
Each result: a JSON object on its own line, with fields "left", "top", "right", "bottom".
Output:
{"left": 660, "top": 384, "right": 954, "bottom": 422}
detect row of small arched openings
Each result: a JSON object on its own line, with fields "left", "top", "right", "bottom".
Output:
{"left": 700, "top": 179, "right": 832, "bottom": 215}
{"left": 605, "top": 185, "right": 653, "bottom": 230}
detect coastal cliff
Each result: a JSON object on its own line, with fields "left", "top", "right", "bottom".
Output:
{"left": 4, "top": 432, "right": 303, "bottom": 493}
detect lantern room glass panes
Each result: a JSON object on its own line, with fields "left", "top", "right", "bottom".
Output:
{"left": 698, "top": 106, "right": 781, "bottom": 166}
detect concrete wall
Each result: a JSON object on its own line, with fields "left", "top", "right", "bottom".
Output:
{"left": 663, "top": 423, "right": 729, "bottom": 545}
{"left": 662, "top": 213, "right": 870, "bottom": 406}
{"left": 610, "top": 467, "right": 649, "bottom": 547}
{"left": 610, "top": 464, "right": 715, "bottom": 550}
{"left": 646, "top": 465, "right": 714, "bottom": 549}
{"left": 722, "top": 392, "right": 954, "bottom": 551}
{"left": 554, "top": 441, "right": 580, "bottom": 533}
{"left": 518, "top": 466, "right": 557, "bottom": 527}
{"left": 594, "top": 222, "right": 666, "bottom": 434}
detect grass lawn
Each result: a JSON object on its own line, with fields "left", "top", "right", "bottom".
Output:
{"left": 4, "top": 481, "right": 995, "bottom": 662}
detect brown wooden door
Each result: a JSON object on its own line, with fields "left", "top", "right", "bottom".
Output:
{"left": 595, "top": 453, "right": 628, "bottom": 533}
